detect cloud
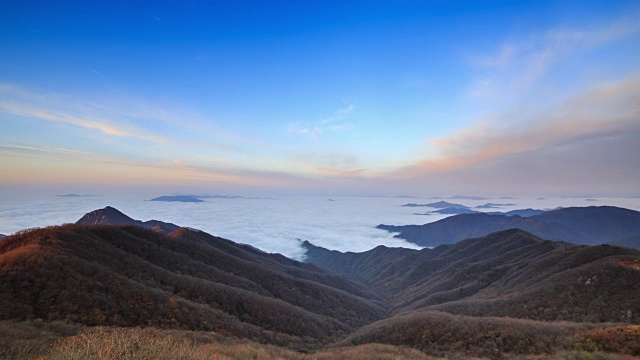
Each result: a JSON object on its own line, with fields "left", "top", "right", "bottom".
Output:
{"left": 0, "top": 195, "right": 424, "bottom": 259}
{"left": 471, "top": 43, "right": 518, "bottom": 69}
{"left": 287, "top": 101, "right": 356, "bottom": 137}
{"left": 0, "top": 82, "right": 260, "bottom": 154}
{"left": 317, "top": 102, "right": 355, "bottom": 124}
{"left": 467, "top": 17, "right": 640, "bottom": 99}
{"left": 0, "top": 141, "right": 334, "bottom": 190}
{"left": 0, "top": 144, "right": 105, "bottom": 159}
{"left": 393, "top": 73, "right": 640, "bottom": 194}
{"left": 0, "top": 83, "right": 169, "bottom": 143}
{"left": 286, "top": 122, "right": 322, "bottom": 136}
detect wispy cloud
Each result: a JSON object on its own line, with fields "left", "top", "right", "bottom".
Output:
{"left": 286, "top": 121, "right": 322, "bottom": 136}
{"left": 288, "top": 151, "right": 366, "bottom": 179}
{"left": 287, "top": 101, "right": 355, "bottom": 138}
{"left": 0, "top": 83, "right": 170, "bottom": 143}
{"left": 0, "top": 144, "right": 105, "bottom": 159}
{"left": 0, "top": 142, "right": 311, "bottom": 187}
{"left": 317, "top": 102, "right": 355, "bottom": 124}
{"left": 467, "top": 17, "right": 640, "bottom": 99}
{"left": 0, "top": 82, "right": 273, "bottom": 159}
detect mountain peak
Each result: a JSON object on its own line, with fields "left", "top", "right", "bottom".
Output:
{"left": 76, "top": 206, "right": 135, "bottom": 225}
{"left": 76, "top": 207, "right": 180, "bottom": 234}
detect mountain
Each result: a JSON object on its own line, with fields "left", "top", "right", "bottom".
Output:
{"left": 303, "top": 229, "right": 640, "bottom": 323}
{"left": 57, "top": 194, "right": 96, "bottom": 198}
{"left": 1, "top": 210, "right": 387, "bottom": 348}
{"left": 486, "top": 208, "right": 547, "bottom": 217}
{"left": 75, "top": 206, "right": 180, "bottom": 234}
{"left": 2, "top": 207, "right": 640, "bottom": 359}
{"left": 429, "top": 208, "right": 546, "bottom": 216}
{"left": 475, "top": 202, "right": 515, "bottom": 208}
{"left": 609, "top": 233, "right": 640, "bottom": 249}
{"left": 0, "top": 234, "right": 5, "bottom": 240}
{"left": 402, "top": 201, "right": 469, "bottom": 209}
{"left": 149, "top": 195, "right": 204, "bottom": 203}
{"left": 431, "top": 208, "right": 478, "bottom": 215}
{"left": 378, "top": 206, "right": 640, "bottom": 247}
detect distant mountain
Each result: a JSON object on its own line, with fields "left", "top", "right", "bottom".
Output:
{"left": 303, "top": 229, "right": 640, "bottom": 323}
{"left": 0, "top": 234, "right": 5, "bottom": 240}
{"left": 475, "top": 202, "right": 515, "bottom": 208}
{"left": 149, "top": 195, "right": 204, "bottom": 203}
{"left": 427, "top": 201, "right": 468, "bottom": 209}
{"left": 430, "top": 208, "right": 546, "bottom": 216}
{"left": 75, "top": 206, "right": 180, "bottom": 234}
{"left": 486, "top": 208, "right": 547, "bottom": 217}
{"left": 378, "top": 206, "right": 640, "bottom": 247}
{"left": 609, "top": 234, "right": 640, "bottom": 249}
{"left": 448, "top": 195, "right": 489, "bottom": 200}
{"left": 431, "top": 208, "right": 478, "bottom": 215}
{"left": 196, "top": 195, "right": 244, "bottom": 199}
{"left": 57, "top": 194, "right": 96, "bottom": 198}
{"left": 402, "top": 201, "right": 469, "bottom": 209}
{"left": 1, "top": 209, "right": 386, "bottom": 347}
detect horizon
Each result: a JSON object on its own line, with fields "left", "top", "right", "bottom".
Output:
{"left": 2, "top": 1, "right": 640, "bottom": 197}
{"left": 2, "top": 193, "right": 640, "bottom": 258}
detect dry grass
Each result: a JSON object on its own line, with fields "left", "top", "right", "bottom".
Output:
{"left": 0, "top": 320, "right": 82, "bottom": 360}
{"left": 44, "top": 327, "right": 438, "bottom": 360}
{"left": 2, "top": 324, "right": 638, "bottom": 360}
{"left": 617, "top": 259, "right": 640, "bottom": 271}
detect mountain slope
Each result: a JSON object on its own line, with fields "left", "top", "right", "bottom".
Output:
{"left": 75, "top": 206, "right": 180, "bottom": 234}
{"left": 0, "top": 210, "right": 387, "bottom": 348}
{"left": 609, "top": 233, "right": 640, "bottom": 249}
{"left": 378, "top": 206, "right": 640, "bottom": 247}
{"left": 304, "top": 229, "right": 640, "bottom": 323}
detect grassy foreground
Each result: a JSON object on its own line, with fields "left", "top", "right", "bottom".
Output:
{"left": 1, "top": 323, "right": 435, "bottom": 360}
{"left": 1, "top": 321, "right": 638, "bottom": 360}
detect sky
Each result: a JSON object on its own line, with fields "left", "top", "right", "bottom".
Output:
{"left": 1, "top": 0, "right": 639, "bottom": 198}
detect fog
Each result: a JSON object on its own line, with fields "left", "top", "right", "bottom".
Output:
{"left": 1, "top": 194, "right": 639, "bottom": 260}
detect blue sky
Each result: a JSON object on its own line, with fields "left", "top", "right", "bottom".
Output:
{"left": 1, "top": 0, "right": 639, "bottom": 196}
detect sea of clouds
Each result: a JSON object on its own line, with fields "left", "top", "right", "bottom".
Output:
{"left": 1, "top": 194, "right": 639, "bottom": 260}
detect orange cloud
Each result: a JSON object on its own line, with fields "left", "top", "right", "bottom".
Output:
{"left": 398, "top": 73, "right": 640, "bottom": 179}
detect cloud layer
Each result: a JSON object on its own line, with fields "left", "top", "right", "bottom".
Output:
{"left": 2, "top": 195, "right": 640, "bottom": 259}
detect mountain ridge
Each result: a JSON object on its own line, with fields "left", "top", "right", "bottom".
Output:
{"left": 378, "top": 206, "right": 640, "bottom": 247}
{"left": 303, "top": 228, "right": 640, "bottom": 323}
{"left": 1, "top": 210, "right": 388, "bottom": 348}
